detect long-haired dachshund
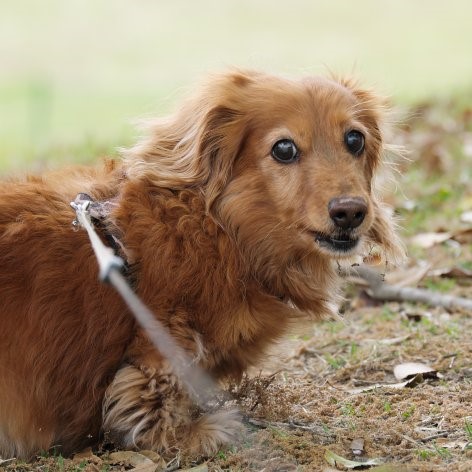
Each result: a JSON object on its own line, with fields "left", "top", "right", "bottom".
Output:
{"left": 0, "top": 70, "right": 403, "bottom": 459}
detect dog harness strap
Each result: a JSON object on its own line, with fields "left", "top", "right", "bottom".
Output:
{"left": 72, "top": 193, "right": 118, "bottom": 221}
{"left": 71, "top": 197, "right": 125, "bottom": 282}
{"left": 72, "top": 193, "right": 126, "bottom": 263}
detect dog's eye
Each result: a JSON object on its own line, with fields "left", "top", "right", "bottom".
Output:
{"left": 271, "top": 139, "right": 299, "bottom": 163}
{"left": 344, "top": 130, "right": 365, "bottom": 156}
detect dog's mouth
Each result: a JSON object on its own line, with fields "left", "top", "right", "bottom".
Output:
{"left": 313, "top": 231, "right": 359, "bottom": 253}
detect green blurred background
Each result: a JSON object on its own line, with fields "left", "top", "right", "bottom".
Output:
{"left": 2, "top": 0, "right": 472, "bottom": 171}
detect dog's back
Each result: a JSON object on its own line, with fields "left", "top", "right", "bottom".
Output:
{"left": 0, "top": 165, "right": 134, "bottom": 457}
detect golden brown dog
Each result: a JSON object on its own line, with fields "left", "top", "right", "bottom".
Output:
{"left": 0, "top": 70, "right": 403, "bottom": 459}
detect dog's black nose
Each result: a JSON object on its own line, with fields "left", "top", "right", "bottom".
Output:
{"left": 328, "top": 197, "right": 367, "bottom": 230}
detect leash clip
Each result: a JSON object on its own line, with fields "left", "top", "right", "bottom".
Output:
{"left": 70, "top": 195, "right": 124, "bottom": 282}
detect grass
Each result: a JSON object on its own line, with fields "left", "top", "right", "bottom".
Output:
{"left": 464, "top": 419, "right": 472, "bottom": 442}
{"left": 325, "top": 354, "right": 347, "bottom": 370}
{"left": 340, "top": 403, "right": 356, "bottom": 417}
{"left": 417, "top": 444, "right": 453, "bottom": 461}
{"left": 2, "top": 0, "right": 472, "bottom": 170}
{"left": 401, "top": 406, "right": 415, "bottom": 421}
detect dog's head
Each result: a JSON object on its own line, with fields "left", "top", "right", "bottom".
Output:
{"left": 125, "top": 70, "right": 404, "bottom": 274}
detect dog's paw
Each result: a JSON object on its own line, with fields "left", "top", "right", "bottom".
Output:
{"left": 186, "top": 409, "right": 243, "bottom": 455}
{"left": 103, "top": 364, "right": 242, "bottom": 457}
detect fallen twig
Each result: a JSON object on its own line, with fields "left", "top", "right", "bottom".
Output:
{"left": 345, "top": 265, "right": 472, "bottom": 311}
{"left": 245, "top": 417, "right": 333, "bottom": 435}
{"left": 419, "top": 431, "right": 449, "bottom": 442}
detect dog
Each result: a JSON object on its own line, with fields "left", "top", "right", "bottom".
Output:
{"left": 0, "top": 70, "right": 403, "bottom": 459}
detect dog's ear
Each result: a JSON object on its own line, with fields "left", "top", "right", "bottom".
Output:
{"left": 123, "top": 72, "right": 252, "bottom": 211}
{"left": 198, "top": 105, "right": 248, "bottom": 209}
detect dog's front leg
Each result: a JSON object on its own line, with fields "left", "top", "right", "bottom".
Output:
{"left": 102, "top": 362, "right": 186, "bottom": 450}
{"left": 102, "top": 355, "right": 240, "bottom": 455}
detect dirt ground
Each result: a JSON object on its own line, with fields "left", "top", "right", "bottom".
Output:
{"left": 2, "top": 98, "right": 472, "bottom": 471}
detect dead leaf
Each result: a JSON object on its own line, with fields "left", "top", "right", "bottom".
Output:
{"left": 348, "top": 373, "right": 430, "bottom": 394}
{"left": 435, "top": 438, "right": 469, "bottom": 449}
{"left": 393, "top": 362, "right": 440, "bottom": 381}
{"left": 385, "top": 264, "right": 431, "bottom": 287}
{"left": 130, "top": 463, "right": 162, "bottom": 472}
{"left": 363, "top": 335, "right": 411, "bottom": 346}
{"left": 405, "top": 312, "right": 423, "bottom": 322}
{"left": 452, "top": 228, "right": 472, "bottom": 244}
{"left": 139, "top": 450, "right": 166, "bottom": 466}
{"left": 177, "top": 464, "right": 209, "bottom": 472}
{"left": 84, "top": 465, "right": 100, "bottom": 472}
{"left": 404, "top": 373, "right": 430, "bottom": 387}
{"left": 429, "top": 266, "right": 472, "bottom": 278}
{"left": 419, "top": 141, "right": 451, "bottom": 174}
{"left": 350, "top": 438, "right": 365, "bottom": 456}
{"left": 108, "top": 451, "right": 153, "bottom": 467}
{"left": 363, "top": 252, "right": 383, "bottom": 266}
{"left": 73, "top": 447, "right": 94, "bottom": 459}
{"left": 460, "top": 211, "right": 472, "bottom": 223}
{"left": 378, "top": 335, "right": 410, "bottom": 346}
{"left": 410, "top": 232, "right": 451, "bottom": 248}
{"left": 324, "top": 449, "right": 382, "bottom": 469}
{"left": 72, "top": 447, "right": 102, "bottom": 465}
{"left": 368, "top": 467, "right": 410, "bottom": 472}
{"left": 403, "top": 309, "right": 432, "bottom": 323}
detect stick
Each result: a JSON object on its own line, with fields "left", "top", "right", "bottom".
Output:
{"left": 346, "top": 265, "right": 472, "bottom": 311}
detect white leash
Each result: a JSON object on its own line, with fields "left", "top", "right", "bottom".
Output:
{"left": 71, "top": 200, "right": 124, "bottom": 282}
{"left": 70, "top": 198, "right": 226, "bottom": 410}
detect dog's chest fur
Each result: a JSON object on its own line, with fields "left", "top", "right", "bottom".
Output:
{"left": 110, "top": 178, "right": 294, "bottom": 378}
